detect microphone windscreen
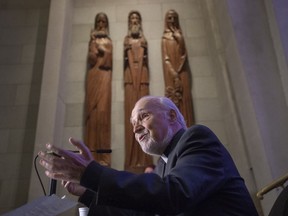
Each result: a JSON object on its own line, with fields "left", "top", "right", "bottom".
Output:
{"left": 95, "top": 149, "right": 112, "bottom": 153}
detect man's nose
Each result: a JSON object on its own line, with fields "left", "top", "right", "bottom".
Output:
{"left": 133, "top": 122, "right": 143, "bottom": 133}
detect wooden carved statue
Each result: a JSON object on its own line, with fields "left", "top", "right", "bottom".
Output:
{"left": 124, "top": 10, "right": 153, "bottom": 173}
{"left": 85, "top": 12, "right": 112, "bottom": 166}
{"left": 162, "top": 9, "right": 195, "bottom": 127}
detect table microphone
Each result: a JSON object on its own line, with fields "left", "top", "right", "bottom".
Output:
{"left": 95, "top": 149, "right": 112, "bottom": 153}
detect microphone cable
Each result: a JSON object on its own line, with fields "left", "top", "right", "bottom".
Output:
{"left": 34, "top": 154, "right": 47, "bottom": 196}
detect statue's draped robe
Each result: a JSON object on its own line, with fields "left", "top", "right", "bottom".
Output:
{"left": 124, "top": 36, "right": 153, "bottom": 173}
{"left": 85, "top": 36, "right": 113, "bottom": 166}
{"left": 162, "top": 31, "right": 195, "bottom": 127}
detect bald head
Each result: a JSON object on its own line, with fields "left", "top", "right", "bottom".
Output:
{"left": 132, "top": 96, "right": 187, "bottom": 129}
{"left": 131, "top": 96, "right": 186, "bottom": 156}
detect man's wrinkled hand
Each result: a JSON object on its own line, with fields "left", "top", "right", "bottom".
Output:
{"left": 38, "top": 138, "right": 94, "bottom": 184}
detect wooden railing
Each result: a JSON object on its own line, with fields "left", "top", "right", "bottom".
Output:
{"left": 257, "top": 173, "right": 288, "bottom": 200}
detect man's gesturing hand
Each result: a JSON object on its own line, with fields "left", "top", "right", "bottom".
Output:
{"left": 38, "top": 138, "right": 94, "bottom": 184}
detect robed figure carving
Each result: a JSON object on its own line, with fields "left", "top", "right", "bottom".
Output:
{"left": 124, "top": 11, "right": 153, "bottom": 173}
{"left": 162, "top": 9, "right": 195, "bottom": 127}
{"left": 85, "top": 12, "right": 112, "bottom": 166}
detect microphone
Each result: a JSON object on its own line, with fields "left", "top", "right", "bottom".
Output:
{"left": 95, "top": 149, "right": 112, "bottom": 154}
{"left": 47, "top": 149, "right": 112, "bottom": 157}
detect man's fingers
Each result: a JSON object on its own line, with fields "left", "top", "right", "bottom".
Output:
{"left": 69, "top": 137, "right": 84, "bottom": 152}
{"left": 62, "top": 181, "right": 70, "bottom": 188}
{"left": 45, "top": 143, "right": 66, "bottom": 158}
{"left": 38, "top": 155, "right": 64, "bottom": 172}
{"left": 61, "top": 180, "right": 67, "bottom": 187}
{"left": 39, "top": 159, "right": 53, "bottom": 171}
{"left": 69, "top": 137, "right": 93, "bottom": 160}
{"left": 44, "top": 171, "right": 79, "bottom": 183}
{"left": 45, "top": 143, "right": 76, "bottom": 161}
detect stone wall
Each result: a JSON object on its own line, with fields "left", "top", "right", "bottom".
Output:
{"left": 0, "top": 0, "right": 50, "bottom": 213}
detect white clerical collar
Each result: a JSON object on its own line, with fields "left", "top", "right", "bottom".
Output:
{"left": 161, "top": 155, "right": 168, "bottom": 163}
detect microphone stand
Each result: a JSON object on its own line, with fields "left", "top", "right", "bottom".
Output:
{"left": 49, "top": 179, "right": 57, "bottom": 195}
{"left": 48, "top": 149, "right": 112, "bottom": 195}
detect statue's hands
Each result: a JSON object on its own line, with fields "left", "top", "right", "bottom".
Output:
{"left": 90, "top": 30, "right": 97, "bottom": 39}
{"left": 169, "top": 68, "right": 178, "bottom": 78}
{"left": 173, "top": 30, "right": 182, "bottom": 41}
{"left": 38, "top": 138, "right": 94, "bottom": 184}
{"left": 97, "top": 44, "right": 106, "bottom": 56}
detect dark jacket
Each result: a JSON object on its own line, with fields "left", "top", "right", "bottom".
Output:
{"left": 80, "top": 125, "right": 259, "bottom": 215}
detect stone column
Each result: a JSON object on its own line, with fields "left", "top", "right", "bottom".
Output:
{"left": 28, "top": 0, "right": 73, "bottom": 200}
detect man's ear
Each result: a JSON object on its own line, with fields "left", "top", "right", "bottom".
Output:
{"left": 168, "top": 109, "right": 177, "bottom": 122}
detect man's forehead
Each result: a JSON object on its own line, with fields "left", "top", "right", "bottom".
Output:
{"left": 131, "top": 100, "right": 150, "bottom": 117}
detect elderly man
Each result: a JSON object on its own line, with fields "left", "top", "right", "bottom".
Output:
{"left": 39, "top": 96, "right": 258, "bottom": 215}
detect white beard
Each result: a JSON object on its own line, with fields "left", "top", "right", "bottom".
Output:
{"left": 139, "top": 128, "right": 173, "bottom": 156}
